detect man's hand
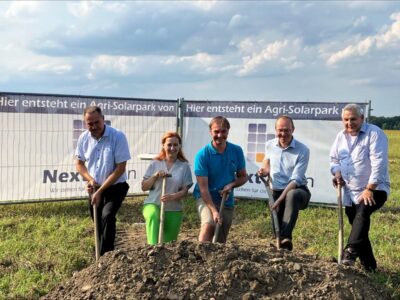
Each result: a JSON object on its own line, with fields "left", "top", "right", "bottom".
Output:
{"left": 271, "top": 198, "right": 284, "bottom": 211}
{"left": 257, "top": 167, "right": 269, "bottom": 177}
{"left": 88, "top": 182, "right": 101, "bottom": 206}
{"left": 358, "top": 189, "right": 376, "bottom": 206}
{"left": 212, "top": 209, "right": 222, "bottom": 225}
{"left": 332, "top": 172, "right": 345, "bottom": 188}
{"left": 86, "top": 179, "right": 98, "bottom": 194}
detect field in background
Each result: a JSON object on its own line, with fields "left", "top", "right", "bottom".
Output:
{"left": 0, "top": 130, "right": 399, "bottom": 299}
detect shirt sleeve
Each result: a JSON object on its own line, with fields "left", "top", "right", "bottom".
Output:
{"left": 74, "top": 133, "right": 86, "bottom": 162}
{"left": 290, "top": 145, "right": 309, "bottom": 186}
{"left": 183, "top": 163, "right": 193, "bottom": 188}
{"left": 114, "top": 131, "right": 131, "bottom": 164}
{"left": 329, "top": 133, "right": 341, "bottom": 175}
{"left": 368, "top": 129, "right": 389, "bottom": 184}
{"left": 236, "top": 145, "right": 246, "bottom": 171}
{"left": 143, "top": 161, "right": 156, "bottom": 179}
{"left": 194, "top": 149, "right": 208, "bottom": 177}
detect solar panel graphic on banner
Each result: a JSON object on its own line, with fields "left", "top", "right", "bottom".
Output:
{"left": 246, "top": 123, "right": 275, "bottom": 163}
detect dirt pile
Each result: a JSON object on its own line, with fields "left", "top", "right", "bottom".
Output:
{"left": 42, "top": 240, "right": 390, "bottom": 300}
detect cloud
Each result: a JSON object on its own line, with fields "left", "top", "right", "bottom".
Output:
{"left": 5, "top": 1, "right": 40, "bottom": 18}
{"left": 327, "top": 11, "right": 400, "bottom": 65}
{"left": 87, "top": 55, "right": 138, "bottom": 79}
{"left": 236, "top": 38, "right": 304, "bottom": 76}
{"left": 66, "top": 1, "right": 102, "bottom": 17}
{"left": 228, "top": 14, "right": 246, "bottom": 29}
{"left": 19, "top": 62, "right": 73, "bottom": 75}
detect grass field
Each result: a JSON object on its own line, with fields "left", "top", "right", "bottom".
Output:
{"left": 1, "top": 130, "right": 399, "bottom": 299}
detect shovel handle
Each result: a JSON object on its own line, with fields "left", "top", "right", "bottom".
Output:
{"left": 212, "top": 192, "right": 228, "bottom": 243}
{"left": 337, "top": 184, "right": 344, "bottom": 264}
{"left": 91, "top": 191, "right": 101, "bottom": 261}
{"left": 158, "top": 174, "right": 172, "bottom": 244}
{"left": 260, "top": 176, "right": 280, "bottom": 249}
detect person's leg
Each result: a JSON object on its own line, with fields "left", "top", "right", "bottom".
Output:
{"left": 342, "top": 204, "right": 357, "bottom": 265}
{"left": 218, "top": 207, "right": 234, "bottom": 243}
{"left": 143, "top": 204, "right": 160, "bottom": 245}
{"left": 272, "top": 190, "right": 284, "bottom": 231}
{"left": 196, "top": 198, "right": 214, "bottom": 242}
{"left": 163, "top": 211, "right": 183, "bottom": 243}
{"left": 100, "top": 182, "right": 129, "bottom": 254}
{"left": 280, "top": 188, "right": 310, "bottom": 240}
{"left": 347, "top": 191, "right": 386, "bottom": 270}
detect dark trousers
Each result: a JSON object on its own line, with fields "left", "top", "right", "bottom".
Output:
{"left": 345, "top": 190, "right": 386, "bottom": 269}
{"left": 88, "top": 182, "right": 129, "bottom": 255}
{"left": 273, "top": 186, "right": 311, "bottom": 240}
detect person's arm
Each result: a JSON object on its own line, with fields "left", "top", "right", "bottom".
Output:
{"left": 358, "top": 130, "right": 388, "bottom": 206}
{"left": 161, "top": 185, "right": 190, "bottom": 202}
{"left": 91, "top": 161, "right": 127, "bottom": 206}
{"left": 75, "top": 159, "right": 97, "bottom": 193}
{"left": 272, "top": 146, "right": 309, "bottom": 211}
{"left": 257, "top": 159, "right": 270, "bottom": 177}
{"left": 220, "top": 168, "right": 247, "bottom": 195}
{"left": 161, "top": 164, "right": 193, "bottom": 202}
{"left": 271, "top": 181, "right": 297, "bottom": 210}
{"left": 141, "top": 170, "right": 168, "bottom": 191}
{"left": 197, "top": 175, "right": 220, "bottom": 223}
{"left": 330, "top": 134, "right": 344, "bottom": 187}
{"left": 289, "top": 147, "right": 309, "bottom": 187}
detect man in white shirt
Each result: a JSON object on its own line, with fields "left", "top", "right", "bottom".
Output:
{"left": 330, "top": 103, "right": 390, "bottom": 272}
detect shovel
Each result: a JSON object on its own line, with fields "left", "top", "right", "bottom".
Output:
{"left": 158, "top": 174, "right": 172, "bottom": 244}
{"left": 90, "top": 188, "right": 101, "bottom": 261}
{"left": 212, "top": 192, "right": 229, "bottom": 243}
{"left": 337, "top": 184, "right": 344, "bottom": 264}
{"left": 260, "top": 176, "right": 280, "bottom": 249}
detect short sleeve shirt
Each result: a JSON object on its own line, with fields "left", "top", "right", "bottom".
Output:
{"left": 193, "top": 141, "right": 246, "bottom": 207}
{"left": 143, "top": 159, "right": 193, "bottom": 211}
{"left": 75, "top": 125, "right": 131, "bottom": 185}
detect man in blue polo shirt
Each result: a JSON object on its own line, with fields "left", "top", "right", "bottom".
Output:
{"left": 193, "top": 116, "right": 247, "bottom": 243}
{"left": 75, "top": 106, "right": 130, "bottom": 255}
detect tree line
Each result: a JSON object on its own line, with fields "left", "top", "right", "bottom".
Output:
{"left": 368, "top": 116, "right": 400, "bottom": 130}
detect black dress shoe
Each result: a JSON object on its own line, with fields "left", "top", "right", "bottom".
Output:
{"left": 280, "top": 238, "right": 293, "bottom": 251}
{"left": 342, "top": 248, "right": 357, "bottom": 266}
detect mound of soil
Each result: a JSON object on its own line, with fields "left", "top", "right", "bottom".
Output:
{"left": 42, "top": 239, "right": 390, "bottom": 300}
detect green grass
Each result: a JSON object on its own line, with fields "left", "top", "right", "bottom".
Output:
{"left": 1, "top": 130, "right": 399, "bottom": 299}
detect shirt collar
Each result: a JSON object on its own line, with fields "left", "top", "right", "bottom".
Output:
{"left": 274, "top": 137, "right": 296, "bottom": 149}
{"left": 341, "top": 122, "right": 367, "bottom": 136}
{"left": 207, "top": 141, "right": 229, "bottom": 154}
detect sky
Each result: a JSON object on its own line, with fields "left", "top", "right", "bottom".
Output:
{"left": 1, "top": 1, "right": 399, "bottom": 117}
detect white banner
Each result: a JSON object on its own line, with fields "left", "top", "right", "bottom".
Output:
{"left": 0, "top": 93, "right": 176, "bottom": 203}
{"left": 183, "top": 101, "right": 368, "bottom": 205}
{"left": 0, "top": 93, "right": 368, "bottom": 205}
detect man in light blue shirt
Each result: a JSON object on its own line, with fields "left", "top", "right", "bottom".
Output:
{"left": 75, "top": 106, "right": 130, "bottom": 255}
{"left": 258, "top": 115, "right": 311, "bottom": 251}
{"left": 330, "top": 103, "right": 390, "bottom": 272}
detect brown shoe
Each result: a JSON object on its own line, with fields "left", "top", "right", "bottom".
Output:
{"left": 281, "top": 238, "right": 293, "bottom": 251}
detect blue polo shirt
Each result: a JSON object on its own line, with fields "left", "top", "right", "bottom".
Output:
{"left": 75, "top": 125, "right": 131, "bottom": 185}
{"left": 193, "top": 141, "right": 246, "bottom": 207}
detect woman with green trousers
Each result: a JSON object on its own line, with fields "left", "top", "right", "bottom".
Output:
{"left": 141, "top": 131, "right": 193, "bottom": 245}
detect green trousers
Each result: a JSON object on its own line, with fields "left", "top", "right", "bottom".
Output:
{"left": 143, "top": 203, "right": 183, "bottom": 245}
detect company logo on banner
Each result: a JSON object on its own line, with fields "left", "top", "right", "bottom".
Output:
{"left": 183, "top": 100, "right": 368, "bottom": 205}
{"left": 246, "top": 123, "right": 275, "bottom": 163}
